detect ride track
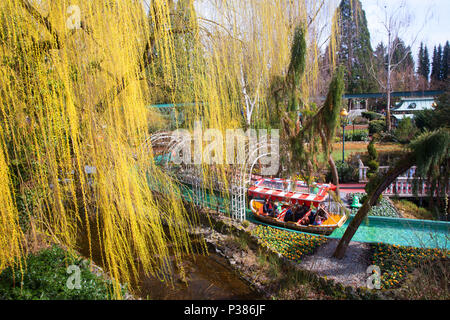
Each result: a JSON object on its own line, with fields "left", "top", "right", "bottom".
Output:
{"left": 147, "top": 162, "right": 450, "bottom": 250}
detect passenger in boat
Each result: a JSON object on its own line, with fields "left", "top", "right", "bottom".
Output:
{"left": 312, "top": 211, "right": 326, "bottom": 225}
{"left": 317, "top": 207, "right": 327, "bottom": 220}
{"left": 307, "top": 210, "right": 318, "bottom": 226}
{"left": 299, "top": 214, "right": 310, "bottom": 225}
{"left": 283, "top": 206, "right": 294, "bottom": 222}
{"left": 263, "top": 198, "right": 274, "bottom": 216}
{"left": 294, "top": 205, "right": 310, "bottom": 222}
{"left": 275, "top": 202, "right": 284, "bottom": 218}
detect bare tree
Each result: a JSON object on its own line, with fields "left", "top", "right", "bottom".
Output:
{"left": 367, "top": 0, "right": 430, "bottom": 131}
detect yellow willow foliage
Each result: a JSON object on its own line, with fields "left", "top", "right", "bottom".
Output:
{"left": 0, "top": 0, "right": 344, "bottom": 298}
{"left": 0, "top": 135, "right": 24, "bottom": 273}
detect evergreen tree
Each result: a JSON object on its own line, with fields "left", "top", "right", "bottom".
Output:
{"left": 337, "top": 0, "right": 376, "bottom": 94}
{"left": 431, "top": 45, "right": 442, "bottom": 83}
{"left": 418, "top": 42, "right": 430, "bottom": 82}
{"left": 373, "top": 42, "right": 386, "bottom": 71}
{"left": 390, "top": 38, "right": 414, "bottom": 71}
{"left": 417, "top": 42, "right": 424, "bottom": 74}
{"left": 441, "top": 41, "right": 449, "bottom": 81}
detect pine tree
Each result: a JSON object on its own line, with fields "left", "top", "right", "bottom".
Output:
{"left": 390, "top": 38, "right": 414, "bottom": 70}
{"left": 337, "top": 0, "right": 376, "bottom": 94}
{"left": 441, "top": 41, "right": 449, "bottom": 81}
{"left": 417, "top": 42, "right": 424, "bottom": 74}
{"left": 418, "top": 42, "right": 430, "bottom": 83}
{"left": 423, "top": 45, "right": 430, "bottom": 81}
{"left": 431, "top": 45, "right": 442, "bottom": 84}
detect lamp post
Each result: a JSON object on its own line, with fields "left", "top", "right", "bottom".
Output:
{"left": 340, "top": 108, "right": 349, "bottom": 163}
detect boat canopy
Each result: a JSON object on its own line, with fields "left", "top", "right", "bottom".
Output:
{"left": 248, "top": 178, "right": 336, "bottom": 207}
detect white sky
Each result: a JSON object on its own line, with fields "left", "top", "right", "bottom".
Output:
{"left": 362, "top": 0, "right": 449, "bottom": 57}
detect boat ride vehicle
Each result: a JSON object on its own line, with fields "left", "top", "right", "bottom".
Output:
{"left": 248, "top": 178, "right": 348, "bottom": 235}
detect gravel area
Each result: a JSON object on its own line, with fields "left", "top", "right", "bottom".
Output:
{"left": 299, "top": 239, "right": 372, "bottom": 288}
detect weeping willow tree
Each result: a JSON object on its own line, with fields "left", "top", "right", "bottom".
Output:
{"left": 271, "top": 23, "right": 345, "bottom": 194}
{"left": 0, "top": 0, "right": 349, "bottom": 298}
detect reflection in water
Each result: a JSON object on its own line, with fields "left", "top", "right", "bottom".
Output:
{"left": 76, "top": 222, "right": 262, "bottom": 300}
{"left": 135, "top": 253, "right": 261, "bottom": 300}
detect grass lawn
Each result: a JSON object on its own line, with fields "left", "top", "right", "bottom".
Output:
{"left": 391, "top": 199, "right": 435, "bottom": 220}
{"left": 327, "top": 142, "right": 403, "bottom": 163}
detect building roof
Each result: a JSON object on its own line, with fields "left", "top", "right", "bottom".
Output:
{"left": 393, "top": 114, "right": 415, "bottom": 120}
{"left": 392, "top": 97, "right": 436, "bottom": 113}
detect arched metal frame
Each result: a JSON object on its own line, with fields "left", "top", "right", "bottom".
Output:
{"left": 145, "top": 130, "right": 279, "bottom": 222}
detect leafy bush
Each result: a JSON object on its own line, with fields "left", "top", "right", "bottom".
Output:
{"left": 349, "top": 193, "right": 398, "bottom": 217}
{"left": 369, "top": 120, "right": 386, "bottom": 135}
{"left": 343, "top": 130, "right": 369, "bottom": 141}
{"left": 0, "top": 246, "right": 121, "bottom": 300}
{"left": 352, "top": 116, "right": 369, "bottom": 125}
{"left": 414, "top": 90, "right": 450, "bottom": 131}
{"left": 326, "top": 161, "right": 357, "bottom": 183}
{"left": 391, "top": 199, "right": 435, "bottom": 220}
{"left": 394, "top": 117, "right": 418, "bottom": 144}
{"left": 362, "top": 111, "right": 384, "bottom": 121}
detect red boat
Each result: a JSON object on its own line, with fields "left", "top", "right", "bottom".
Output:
{"left": 248, "top": 178, "right": 347, "bottom": 235}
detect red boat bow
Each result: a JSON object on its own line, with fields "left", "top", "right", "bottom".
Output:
{"left": 248, "top": 178, "right": 335, "bottom": 208}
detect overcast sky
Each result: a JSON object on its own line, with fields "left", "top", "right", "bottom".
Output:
{"left": 362, "top": 0, "right": 449, "bottom": 57}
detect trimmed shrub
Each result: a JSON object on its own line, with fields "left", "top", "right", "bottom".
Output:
{"left": 369, "top": 120, "right": 386, "bottom": 135}
{"left": 326, "top": 161, "right": 357, "bottom": 183}
{"left": 366, "top": 140, "right": 379, "bottom": 179}
{"left": 352, "top": 116, "right": 369, "bottom": 125}
{"left": 344, "top": 130, "right": 369, "bottom": 141}
{"left": 362, "top": 111, "right": 384, "bottom": 121}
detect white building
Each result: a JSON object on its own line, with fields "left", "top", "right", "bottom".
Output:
{"left": 391, "top": 97, "right": 437, "bottom": 122}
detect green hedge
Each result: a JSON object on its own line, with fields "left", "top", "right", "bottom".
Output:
{"left": 0, "top": 246, "right": 122, "bottom": 300}
{"left": 369, "top": 120, "right": 387, "bottom": 135}
{"left": 343, "top": 130, "right": 369, "bottom": 141}
{"left": 362, "top": 111, "right": 384, "bottom": 121}
{"left": 326, "top": 161, "right": 358, "bottom": 183}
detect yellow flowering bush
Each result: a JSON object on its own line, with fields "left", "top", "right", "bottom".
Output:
{"left": 252, "top": 226, "right": 328, "bottom": 262}
{"left": 371, "top": 242, "right": 449, "bottom": 289}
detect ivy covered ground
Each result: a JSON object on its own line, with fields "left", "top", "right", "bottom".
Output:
{"left": 0, "top": 246, "right": 124, "bottom": 300}
{"left": 349, "top": 193, "right": 400, "bottom": 217}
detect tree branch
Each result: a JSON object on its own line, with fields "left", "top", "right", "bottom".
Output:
{"left": 19, "top": 0, "right": 61, "bottom": 49}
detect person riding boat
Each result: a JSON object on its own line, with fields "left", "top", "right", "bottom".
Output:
{"left": 293, "top": 205, "right": 310, "bottom": 222}
{"left": 283, "top": 206, "right": 294, "bottom": 222}
{"left": 312, "top": 213, "right": 325, "bottom": 225}
{"left": 274, "top": 202, "right": 284, "bottom": 218}
{"left": 263, "top": 198, "right": 273, "bottom": 216}
{"left": 308, "top": 209, "right": 318, "bottom": 225}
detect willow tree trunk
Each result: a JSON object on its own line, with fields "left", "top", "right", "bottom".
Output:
{"left": 333, "top": 155, "right": 415, "bottom": 259}
{"left": 328, "top": 154, "right": 340, "bottom": 197}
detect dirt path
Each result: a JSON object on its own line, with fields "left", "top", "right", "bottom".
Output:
{"left": 299, "top": 239, "right": 372, "bottom": 288}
